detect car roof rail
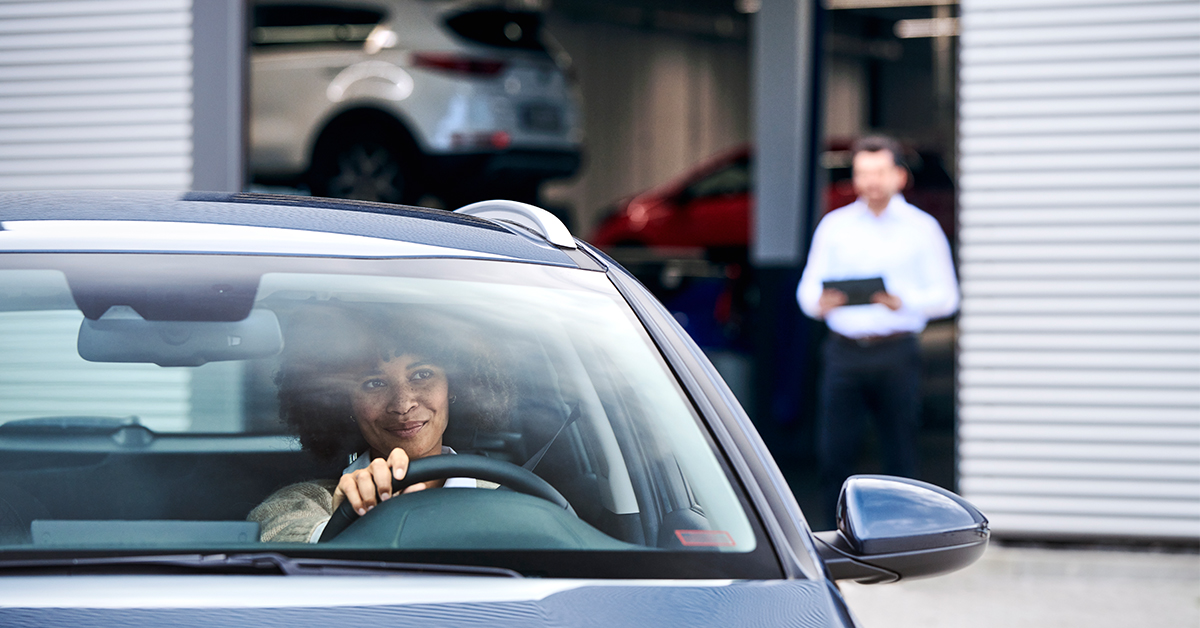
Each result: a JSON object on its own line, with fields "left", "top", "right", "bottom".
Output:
{"left": 454, "top": 200, "right": 576, "bottom": 249}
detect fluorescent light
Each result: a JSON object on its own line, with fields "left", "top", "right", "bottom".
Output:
{"left": 895, "top": 17, "right": 959, "bottom": 38}
{"left": 735, "top": 0, "right": 761, "bottom": 14}
{"left": 826, "top": 0, "right": 957, "bottom": 9}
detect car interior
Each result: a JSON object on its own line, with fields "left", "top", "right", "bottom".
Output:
{"left": 0, "top": 254, "right": 763, "bottom": 564}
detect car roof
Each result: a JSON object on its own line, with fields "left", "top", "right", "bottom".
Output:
{"left": 0, "top": 191, "right": 580, "bottom": 266}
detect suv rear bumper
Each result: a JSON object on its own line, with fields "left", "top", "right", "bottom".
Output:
{"left": 251, "top": 148, "right": 582, "bottom": 197}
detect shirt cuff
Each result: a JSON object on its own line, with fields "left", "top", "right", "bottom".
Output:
{"left": 309, "top": 517, "right": 330, "bottom": 543}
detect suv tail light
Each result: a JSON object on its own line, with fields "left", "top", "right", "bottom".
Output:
{"left": 411, "top": 52, "right": 506, "bottom": 76}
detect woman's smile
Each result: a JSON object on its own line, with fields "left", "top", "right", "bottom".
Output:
{"left": 350, "top": 353, "right": 450, "bottom": 461}
{"left": 388, "top": 421, "right": 427, "bottom": 439}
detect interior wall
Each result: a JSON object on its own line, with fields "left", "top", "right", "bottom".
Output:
{"left": 539, "top": 15, "right": 886, "bottom": 234}
{"left": 824, "top": 56, "right": 868, "bottom": 140}
{"left": 876, "top": 35, "right": 956, "bottom": 152}
{"left": 540, "top": 15, "right": 751, "bottom": 235}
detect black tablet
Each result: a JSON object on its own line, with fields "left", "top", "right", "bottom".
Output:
{"left": 822, "top": 277, "right": 886, "bottom": 306}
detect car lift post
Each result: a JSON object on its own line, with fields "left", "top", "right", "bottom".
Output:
{"left": 749, "top": 0, "right": 826, "bottom": 472}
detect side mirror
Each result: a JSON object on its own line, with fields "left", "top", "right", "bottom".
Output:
{"left": 815, "top": 475, "right": 989, "bottom": 584}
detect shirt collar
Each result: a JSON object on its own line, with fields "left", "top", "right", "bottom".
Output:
{"left": 854, "top": 193, "right": 906, "bottom": 219}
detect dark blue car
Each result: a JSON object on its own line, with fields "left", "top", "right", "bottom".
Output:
{"left": 0, "top": 192, "right": 986, "bottom": 626}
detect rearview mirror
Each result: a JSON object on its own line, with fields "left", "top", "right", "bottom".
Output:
{"left": 78, "top": 307, "right": 282, "bottom": 367}
{"left": 815, "top": 475, "right": 989, "bottom": 584}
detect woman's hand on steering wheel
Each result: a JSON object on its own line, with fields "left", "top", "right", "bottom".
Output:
{"left": 332, "top": 448, "right": 435, "bottom": 516}
{"left": 318, "top": 455, "right": 576, "bottom": 543}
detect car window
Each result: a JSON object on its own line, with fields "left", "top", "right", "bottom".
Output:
{"left": 444, "top": 9, "right": 547, "bottom": 52}
{"left": 683, "top": 157, "right": 752, "bottom": 201}
{"left": 251, "top": 4, "right": 385, "bottom": 47}
{"left": 0, "top": 254, "right": 780, "bottom": 579}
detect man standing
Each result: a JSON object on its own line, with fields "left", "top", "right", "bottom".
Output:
{"left": 797, "top": 135, "right": 959, "bottom": 516}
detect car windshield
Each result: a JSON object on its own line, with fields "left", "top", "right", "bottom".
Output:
{"left": 0, "top": 253, "right": 778, "bottom": 579}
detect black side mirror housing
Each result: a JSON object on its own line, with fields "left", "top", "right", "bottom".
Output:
{"left": 815, "top": 475, "right": 989, "bottom": 584}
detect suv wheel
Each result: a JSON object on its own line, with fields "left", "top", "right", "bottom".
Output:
{"left": 309, "top": 136, "right": 418, "bottom": 205}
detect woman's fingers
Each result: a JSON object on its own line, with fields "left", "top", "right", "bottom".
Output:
{"left": 367, "top": 458, "right": 393, "bottom": 502}
{"left": 354, "top": 469, "right": 379, "bottom": 513}
{"left": 334, "top": 474, "right": 367, "bottom": 516}
{"left": 402, "top": 481, "right": 432, "bottom": 494}
{"left": 385, "top": 447, "right": 410, "bottom": 481}
{"left": 335, "top": 449, "right": 414, "bottom": 517}
{"left": 331, "top": 483, "right": 346, "bottom": 511}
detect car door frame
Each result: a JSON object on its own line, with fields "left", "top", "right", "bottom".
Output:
{"left": 588, "top": 243, "right": 825, "bottom": 581}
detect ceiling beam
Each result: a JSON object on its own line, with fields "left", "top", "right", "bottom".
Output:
{"left": 825, "top": 0, "right": 957, "bottom": 9}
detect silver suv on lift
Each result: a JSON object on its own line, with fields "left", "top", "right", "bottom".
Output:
{"left": 249, "top": 0, "right": 583, "bottom": 206}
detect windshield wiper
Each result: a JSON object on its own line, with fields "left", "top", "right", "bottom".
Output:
{"left": 0, "top": 415, "right": 140, "bottom": 435}
{"left": 0, "top": 553, "right": 522, "bottom": 578}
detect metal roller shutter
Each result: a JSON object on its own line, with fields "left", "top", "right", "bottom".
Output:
{"left": 0, "top": 3, "right": 252, "bottom": 433}
{"left": 0, "top": 310, "right": 191, "bottom": 431}
{"left": 958, "top": 0, "right": 1200, "bottom": 540}
{"left": 0, "top": 0, "right": 192, "bottom": 190}
{"left": 0, "top": 295, "right": 246, "bottom": 433}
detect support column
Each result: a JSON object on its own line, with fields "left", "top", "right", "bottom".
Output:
{"left": 192, "top": 0, "right": 247, "bottom": 192}
{"left": 750, "top": 0, "right": 823, "bottom": 435}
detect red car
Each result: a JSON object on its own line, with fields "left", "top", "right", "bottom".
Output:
{"left": 590, "top": 143, "right": 955, "bottom": 253}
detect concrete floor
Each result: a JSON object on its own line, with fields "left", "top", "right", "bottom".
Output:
{"left": 839, "top": 543, "right": 1200, "bottom": 628}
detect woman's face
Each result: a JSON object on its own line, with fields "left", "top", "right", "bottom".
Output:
{"left": 349, "top": 353, "right": 450, "bottom": 461}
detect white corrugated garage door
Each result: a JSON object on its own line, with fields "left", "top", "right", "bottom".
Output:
{"left": 958, "top": 0, "right": 1200, "bottom": 540}
{"left": 0, "top": 308, "right": 246, "bottom": 433}
{"left": 0, "top": 0, "right": 193, "bottom": 190}
{"left": 0, "top": 2, "right": 247, "bottom": 432}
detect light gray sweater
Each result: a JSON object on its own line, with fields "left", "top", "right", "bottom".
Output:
{"left": 247, "top": 479, "right": 340, "bottom": 543}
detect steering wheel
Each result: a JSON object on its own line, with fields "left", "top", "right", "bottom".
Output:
{"left": 318, "top": 454, "right": 573, "bottom": 542}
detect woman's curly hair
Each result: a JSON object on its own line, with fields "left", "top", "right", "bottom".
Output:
{"left": 276, "top": 303, "right": 515, "bottom": 462}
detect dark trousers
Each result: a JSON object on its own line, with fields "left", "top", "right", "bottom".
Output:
{"left": 817, "top": 333, "right": 922, "bottom": 521}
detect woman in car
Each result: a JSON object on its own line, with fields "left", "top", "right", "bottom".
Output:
{"left": 249, "top": 305, "right": 514, "bottom": 542}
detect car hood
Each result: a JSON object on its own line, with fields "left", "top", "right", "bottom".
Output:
{"left": 0, "top": 576, "right": 850, "bottom": 627}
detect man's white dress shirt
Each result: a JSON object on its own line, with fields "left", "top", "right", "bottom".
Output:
{"left": 797, "top": 195, "right": 959, "bottom": 338}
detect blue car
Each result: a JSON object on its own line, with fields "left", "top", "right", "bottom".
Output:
{"left": 0, "top": 192, "right": 987, "bottom": 626}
